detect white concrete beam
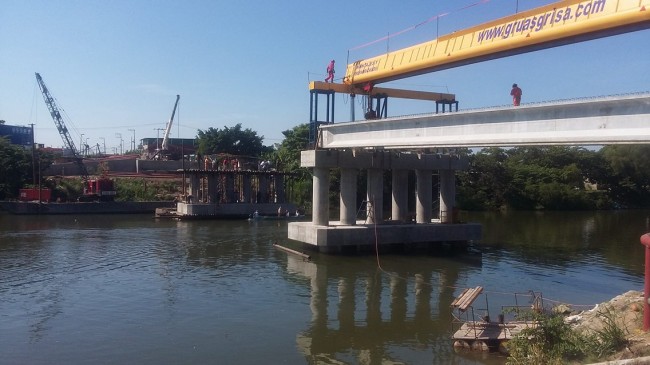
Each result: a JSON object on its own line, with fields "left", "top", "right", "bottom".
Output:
{"left": 318, "top": 93, "right": 650, "bottom": 149}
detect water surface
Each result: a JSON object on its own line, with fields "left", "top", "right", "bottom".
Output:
{"left": 1, "top": 210, "right": 647, "bottom": 364}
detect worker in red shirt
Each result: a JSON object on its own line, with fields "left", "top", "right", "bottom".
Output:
{"left": 510, "top": 83, "right": 522, "bottom": 106}
{"left": 325, "top": 60, "right": 335, "bottom": 83}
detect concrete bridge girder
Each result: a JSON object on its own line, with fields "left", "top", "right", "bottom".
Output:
{"left": 318, "top": 94, "right": 650, "bottom": 149}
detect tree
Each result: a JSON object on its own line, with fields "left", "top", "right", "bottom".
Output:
{"left": 0, "top": 137, "right": 32, "bottom": 199}
{"left": 197, "top": 123, "right": 267, "bottom": 157}
{"left": 270, "top": 123, "right": 312, "bottom": 208}
{"left": 600, "top": 145, "right": 650, "bottom": 207}
{"left": 457, "top": 147, "right": 510, "bottom": 210}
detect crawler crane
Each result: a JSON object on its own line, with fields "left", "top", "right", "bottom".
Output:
{"left": 35, "top": 73, "right": 116, "bottom": 201}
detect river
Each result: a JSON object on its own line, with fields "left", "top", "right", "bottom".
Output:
{"left": 1, "top": 210, "right": 649, "bottom": 365}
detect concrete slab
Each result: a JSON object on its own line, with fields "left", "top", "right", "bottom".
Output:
{"left": 288, "top": 221, "right": 482, "bottom": 254}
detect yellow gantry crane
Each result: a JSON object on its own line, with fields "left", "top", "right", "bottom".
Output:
{"left": 309, "top": 0, "right": 650, "bottom": 144}
{"left": 343, "top": 0, "right": 650, "bottom": 87}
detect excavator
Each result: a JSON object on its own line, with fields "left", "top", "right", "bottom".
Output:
{"left": 35, "top": 73, "right": 116, "bottom": 202}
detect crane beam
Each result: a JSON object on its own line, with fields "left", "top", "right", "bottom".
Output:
{"left": 344, "top": 0, "right": 650, "bottom": 86}
{"left": 310, "top": 81, "right": 455, "bottom": 101}
{"left": 160, "top": 94, "right": 180, "bottom": 153}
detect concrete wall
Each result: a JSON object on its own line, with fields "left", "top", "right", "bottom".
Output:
{"left": 44, "top": 159, "right": 200, "bottom": 176}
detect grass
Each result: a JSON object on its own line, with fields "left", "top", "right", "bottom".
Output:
{"left": 505, "top": 306, "right": 630, "bottom": 365}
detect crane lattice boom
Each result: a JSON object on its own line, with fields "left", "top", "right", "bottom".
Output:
{"left": 35, "top": 72, "right": 89, "bottom": 180}
{"left": 161, "top": 95, "right": 180, "bottom": 152}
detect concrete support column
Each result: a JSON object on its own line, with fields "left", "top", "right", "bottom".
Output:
{"left": 275, "top": 175, "right": 285, "bottom": 203}
{"left": 391, "top": 169, "right": 409, "bottom": 222}
{"left": 225, "top": 173, "right": 235, "bottom": 203}
{"left": 207, "top": 175, "right": 217, "bottom": 203}
{"left": 313, "top": 167, "right": 330, "bottom": 226}
{"left": 415, "top": 169, "right": 433, "bottom": 224}
{"left": 366, "top": 169, "right": 383, "bottom": 224}
{"left": 440, "top": 169, "right": 456, "bottom": 223}
{"left": 340, "top": 168, "right": 358, "bottom": 225}
{"left": 242, "top": 174, "right": 251, "bottom": 203}
{"left": 259, "top": 175, "right": 270, "bottom": 203}
{"left": 189, "top": 174, "right": 200, "bottom": 202}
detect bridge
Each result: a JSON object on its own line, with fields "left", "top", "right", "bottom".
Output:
{"left": 317, "top": 93, "right": 650, "bottom": 149}
{"left": 289, "top": 0, "right": 650, "bottom": 254}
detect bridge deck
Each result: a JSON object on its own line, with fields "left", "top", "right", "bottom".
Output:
{"left": 318, "top": 93, "right": 650, "bottom": 149}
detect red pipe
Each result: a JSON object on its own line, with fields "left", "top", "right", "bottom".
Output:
{"left": 641, "top": 233, "right": 650, "bottom": 332}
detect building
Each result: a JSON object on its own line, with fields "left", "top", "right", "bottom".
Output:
{"left": 140, "top": 137, "right": 198, "bottom": 160}
{"left": 0, "top": 122, "right": 33, "bottom": 148}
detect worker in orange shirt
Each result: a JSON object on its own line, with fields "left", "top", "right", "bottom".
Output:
{"left": 325, "top": 60, "right": 335, "bottom": 83}
{"left": 510, "top": 83, "right": 522, "bottom": 106}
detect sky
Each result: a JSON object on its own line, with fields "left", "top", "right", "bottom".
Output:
{"left": 1, "top": 0, "right": 648, "bottom": 153}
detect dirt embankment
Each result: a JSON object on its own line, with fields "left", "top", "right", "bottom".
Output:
{"left": 569, "top": 290, "right": 650, "bottom": 363}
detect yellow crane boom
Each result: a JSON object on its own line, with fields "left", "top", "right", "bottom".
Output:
{"left": 344, "top": 0, "right": 650, "bottom": 86}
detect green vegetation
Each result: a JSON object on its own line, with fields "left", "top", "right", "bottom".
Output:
{"left": 197, "top": 123, "right": 272, "bottom": 157}
{"left": 0, "top": 137, "right": 53, "bottom": 200}
{"left": 2, "top": 123, "right": 650, "bottom": 210}
{"left": 506, "top": 307, "right": 629, "bottom": 365}
{"left": 458, "top": 145, "right": 650, "bottom": 210}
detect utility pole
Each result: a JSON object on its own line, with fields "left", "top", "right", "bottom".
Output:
{"left": 115, "top": 133, "right": 123, "bottom": 155}
{"left": 100, "top": 137, "right": 106, "bottom": 155}
{"left": 155, "top": 128, "right": 164, "bottom": 150}
{"left": 128, "top": 128, "right": 136, "bottom": 151}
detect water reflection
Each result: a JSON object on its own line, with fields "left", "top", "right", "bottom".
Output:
{"left": 284, "top": 253, "right": 494, "bottom": 364}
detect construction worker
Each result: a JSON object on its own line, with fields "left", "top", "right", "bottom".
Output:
{"left": 510, "top": 83, "right": 522, "bottom": 106}
{"left": 325, "top": 60, "right": 335, "bottom": 83}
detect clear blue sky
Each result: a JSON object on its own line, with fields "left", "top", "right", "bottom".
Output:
{"left": 1, "top": 0, "right": 648, "bottom": 152}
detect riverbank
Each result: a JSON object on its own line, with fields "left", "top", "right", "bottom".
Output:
{"left": 571, "top": 291, "right": 650, "bottom": 364}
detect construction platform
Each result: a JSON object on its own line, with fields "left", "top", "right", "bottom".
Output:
{"left": 452, "top": 321, "right": 537, "bottom": 352}
{"left": 156, "top": 202, "right": 297, "bottom": 220}
{"left": 287, "top": 220, "right": 481, "bottom": 254}
{"left": 450, "top": 286, "right": 540, "bottom": 353}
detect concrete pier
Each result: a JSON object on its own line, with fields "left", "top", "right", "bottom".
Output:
{"left": 288, "top": 150, "right": 482, "bottom": 253}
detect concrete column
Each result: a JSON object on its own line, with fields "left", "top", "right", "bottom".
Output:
{"left": 189, "top": 174, "right": 200, "bottom": 202}
{"left": 275, "top": 174, "right": 285, "bottom": 203}
{"left": 415, "top": 169, "right": 432, "bottom": 224}
{"left": 313, "top": 167, "right": 329, "bottom": 226}
{"left": 207, "top": 174, "right": 217, "bottom": 203}
{"left": 242, "top": 174, "right": 251, "bottom": 203}
{"left": 259, "top": 174, "right": 270, "bottom": 203}
{"left": 391, "top": 169, "right": 409, "bottom": 222}
{"left": 366, "top": 169, "right": 383, "bottom": 224}
{"left": 440, "top": 169, "right": 456, "bottom": 223}
{"left": 225, "top": 173, "right": 235, "bottom": 203}
{"left": 340, "top": 168, "right": 357, "bottom": 225}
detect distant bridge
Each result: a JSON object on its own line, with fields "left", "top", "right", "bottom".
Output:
{"left": 316, "top": 93, "right": 650, "bottom": 149}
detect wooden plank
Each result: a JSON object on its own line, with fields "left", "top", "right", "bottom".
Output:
{"left": 452, "top": 286, "right": 483, "bottom": 311}
{"left": 450, "top": 288, "right": 469, "bottom": 307}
